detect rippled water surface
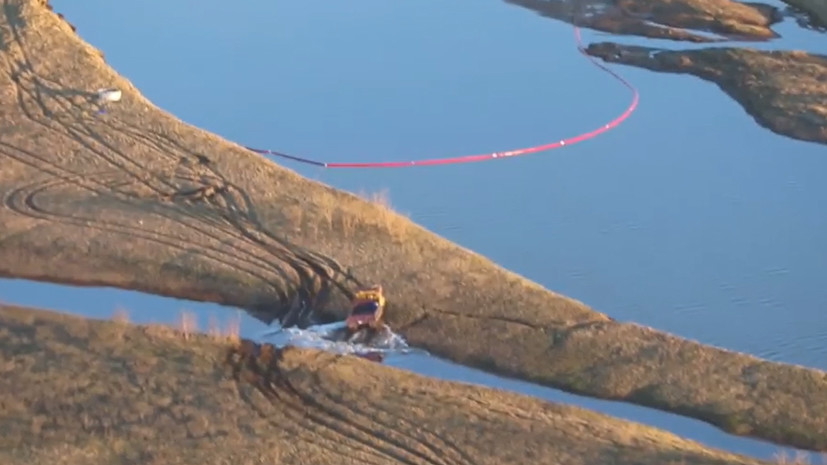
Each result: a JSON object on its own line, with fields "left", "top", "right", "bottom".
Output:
{"left": 5, "top": 0, "right": 827, "bottom": 459}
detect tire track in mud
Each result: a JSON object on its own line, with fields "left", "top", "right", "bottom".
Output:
{"left": 227, "top": 367, "right": 387, "bottom": 465}
{"left": 1, "top": 2, "right": 361, "bottom": 324}
{"left": 3, "top": 0, "right": 182, "bottom": 193}
{"left": 225, "top": 343, "right": 397, "bottom": 465}
{"left": 225, "top": 342, "right": 474, "bottom": 465}
{"left": 306, "top": 375, "right": 477, "bottom": 465}
{"left": 0, "top": 141, "right": 290, "bottom": 282}
{"left": 4, "top": 88, "right": 353, "bottom": 323}
{"left": 292, "top": 351, "right": 475, "bottom": 465}
{"left": 0, "top": 141, "right": 341, "bottom": 322}
{"left": 99, "top": 119, "right": 366, "bottom": 301}
{"left": 5, "top": 28, "right": 352, "bottom": 299}
{"left": 1, "top": 171, "right": 287, "bottom": 293}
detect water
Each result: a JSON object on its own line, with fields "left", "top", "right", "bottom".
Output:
{"left": 7, "top": 0, "right": 827, "bottom": 459}
{"left": 0, "top": 278, "right": 815, "bottom": 461}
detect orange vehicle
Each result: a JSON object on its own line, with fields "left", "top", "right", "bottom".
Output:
{"left": 345, "top": 284, "right": 386, "bottom": 332}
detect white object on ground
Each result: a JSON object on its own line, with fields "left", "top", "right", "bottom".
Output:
{"left": 96, "top": 87, "right": 122, "bottom": 103}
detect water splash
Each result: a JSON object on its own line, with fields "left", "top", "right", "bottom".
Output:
{"left": 256, "top": 321, "right": 422, "bottom": 358}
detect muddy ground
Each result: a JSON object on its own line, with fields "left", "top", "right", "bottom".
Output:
{"left": 0, "top": 304, "right": 779, "bottom": 465}
{"left": 1, "top": 0, "right": 826, "bottom": 455}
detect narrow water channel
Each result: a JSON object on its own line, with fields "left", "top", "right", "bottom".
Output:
{"left": 9, "top": 0, "right": 827, "bottom": 461}
{"left": 0, "top": 277, "right": 817, "bottom": 462}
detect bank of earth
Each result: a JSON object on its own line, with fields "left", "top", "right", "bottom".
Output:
{"left": 0, "top": 304, "right": 784, "bottom": 465}
{"left": 1, "top": 0, "right": 825, "bottom": 453}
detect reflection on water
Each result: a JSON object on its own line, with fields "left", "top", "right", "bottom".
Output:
{"left": 505, "top": 0, "right": 784, "bottom": 43}
{"left": 784, "top": 3, "right": 827, "bottom": 32}
{"left": 28, "top": 0, "right": 827, "bottom": 457}
{"left": 0, "top": 277, "right": 816, "bottom": 462}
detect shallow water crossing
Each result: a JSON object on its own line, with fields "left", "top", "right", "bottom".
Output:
{"left": 4, "top": 0, "right": 827, "bottom": 461}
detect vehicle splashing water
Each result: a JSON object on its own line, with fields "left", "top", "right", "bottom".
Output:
{"left": 256, "top": 321, "right": 421, "bottom": 362}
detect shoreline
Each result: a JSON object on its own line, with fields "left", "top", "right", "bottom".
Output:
{"left": 781, "top": 0, "right": 827, "bottom": 28}
{"left": 0, "top": 303, "right": 780, "bottom": 465}
{"left": 1, "top": 0, "right": 826, "bottom": 455}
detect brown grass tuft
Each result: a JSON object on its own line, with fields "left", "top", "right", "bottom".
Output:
{"left": 177, "top": 310, "right": 198, "bottom": 341}
{"left": 207, "top": 313, "right": 220, "bottom": 338}
{"left": 222, "top": 310, "right": 241, "bottom": 344}
{"left": 358, "top": 188, "right": 392, "bottom": 209}
{"left": 111, "top": 306, "right": 129, "bottom": 324}
{"left": 773, "top": 450, "right": 818, "bottom": 464}
{"left": 118, "top": 308, "right": 242, "bottom": 347}
{"left": 355, "top": 187, "right": 410, "bottom": 242}
{"left": 110, "top": 306, "right": 130, "bottom": 340}
{"left": 143, "top": 322, "right": 176, "bottom": 339}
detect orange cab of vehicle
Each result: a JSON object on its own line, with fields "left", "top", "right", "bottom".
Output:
{"left": 346, "top": 285, "right": 386, "bottom": 331}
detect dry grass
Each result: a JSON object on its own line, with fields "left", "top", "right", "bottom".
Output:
{"left": 174, "top": 309, "right": 240, "bottom": 343}
{"left": 357, "top": 187, "right": 393, "bottom": 209}
{"left": 223, "top": 310, "right": 241, "bottom": 344}
{"left": 1, "top": 0, "right": 826, "bottom": 454}
{"left": 278, "top": 187, "right": 409, "bottom": 241}
{"left": 309, "top": 187, "right": 410, "bottom": 243}
{"left": 109, "top": 307, "right": 241, "bottom": 345}
{"left": 355, "top": 187, "right": 410, "bottom": 241}
{"left": 773, "top": 452, "right": 827, "bottom": 465}
{"left": 110, "top": 306, "right": 130, "bottom": 340}
{"left": 177, "top": 309, "right": 198, "bottom": 340}
{"left": 207, "top": 313, "right": 221, "bottom": 337}
{"left": 111, "top": 306, "right": 130, "bottom": 324}
{"left": 0, "top": 303, "right": 777, "bottom": 465}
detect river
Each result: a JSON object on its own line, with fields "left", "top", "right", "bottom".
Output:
{"left": 4, "top": 0, "right": 826, "bottom": 461}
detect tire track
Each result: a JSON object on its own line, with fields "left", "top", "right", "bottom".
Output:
{"left": 6, "top": 80, "right": 354, "bottom": 323}
{"left": 1, "top": 131, "right": 330, "bottom": 322}
{"left": 306, "top": 370, "right": 476, "bottom": 465}
{"left": 224, "top": 343, "right": 395, "bottom": 465}
{"left": 14, "top": 59, "right": 364, "bottom": 308}
{"left": 1, "top": 172, "right": 287, "bottom": 294}
{"left": 233, "top": 375, "right": 386, "bottom": 465}
{"left": 101, "top": 119, "right": 365, "bottom": 302}
{"left": 226, "top": 342, "right": 460, "bottom": 465}
{"left": 0, "top": 144, "right": 316, "bottom": 313}
{"left": 1, "top": 4, "right": 359, "bottom": 324}
{"left": 3, "top": 9, "right": 184, "bottom": 193}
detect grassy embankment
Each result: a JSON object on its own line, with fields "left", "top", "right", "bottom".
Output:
{"left": 0, "top": 303, "right": 798, "bottom": 465}
{"left": 0, "top": 0, "right": 825, "bottom": 453}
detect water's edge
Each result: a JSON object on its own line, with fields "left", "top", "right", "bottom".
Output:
{"left": 0, "top": 277, "right": 816, "bottom": 462}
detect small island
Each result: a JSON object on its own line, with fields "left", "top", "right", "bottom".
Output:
{"left": 1, "top": 304, "right": 782, "bottom": 465}
{"left": 1, "top": 0, "right": 826, "bottom": 462}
